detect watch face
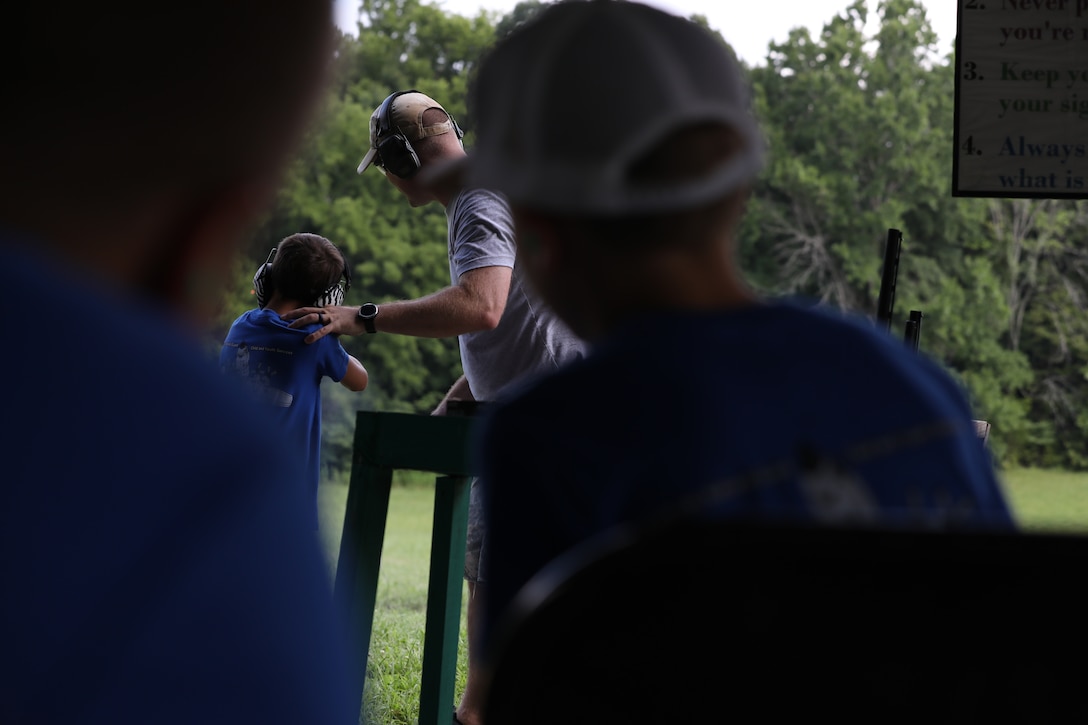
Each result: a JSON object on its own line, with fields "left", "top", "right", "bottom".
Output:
{"left": 358, "top": 302, "right": 378, "bottom": 333}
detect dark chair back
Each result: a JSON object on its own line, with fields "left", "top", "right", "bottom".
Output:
{"left": 483, "top": 519, "right": 1088, "bottom": 724}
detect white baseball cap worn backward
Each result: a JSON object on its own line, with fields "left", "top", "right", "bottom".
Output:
{"left": 466, "top": 0, "right": 766, "bottom": 216}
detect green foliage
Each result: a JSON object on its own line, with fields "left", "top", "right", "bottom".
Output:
{"left": 226, "top": 0, "right": 1088, "bottom": 476}
{"left": 740, "top": 0, "right": 1088, "bottom": 468}
{"left": 988, "top": 199, "right": 1088, "bottom": 466}
{"left": 745, "top": 0, "right": 953, "bottom": 310}
{"left": 493, "top": 1, "right": 546, "bottom": 43}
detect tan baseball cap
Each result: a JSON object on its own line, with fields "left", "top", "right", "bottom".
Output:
{"left": 357, "top": 90, "right": 459, "bottom": 174}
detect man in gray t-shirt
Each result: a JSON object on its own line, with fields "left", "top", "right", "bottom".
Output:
{"left": 448, "top": 186, "right": 584, "bottom": 402}
{"left": 286, "top": 89, "right": 584, "bottom": 725}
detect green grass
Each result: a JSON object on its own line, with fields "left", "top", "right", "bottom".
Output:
{"left": 999, "top": 467, "right": 1088, "bottom": 533}
{"left": 318, "top": 477, "right": 469, "bottom": 725}
{"left": 317, "top": 467, "right": 1088, "bottom": 723}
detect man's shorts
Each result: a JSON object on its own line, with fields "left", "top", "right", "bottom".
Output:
{"left": 464, "top": 477, "right": 488, "bottom": 584}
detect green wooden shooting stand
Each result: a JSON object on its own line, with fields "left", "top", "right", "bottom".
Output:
{"left": 334, "top": 410, "right": 478, "bottom": 725}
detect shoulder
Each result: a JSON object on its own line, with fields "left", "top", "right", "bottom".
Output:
{"left": 224, "top": 309, "right": 316, "bottom": 344}
{"left": 760, "top": 298, "right": 883, "bottom": 341}
{"left": 448, "top": 189, "right": 516, "bottom": 263}
{"left": 777, "top": 300, "right": 974, "bottom": 394}
{"left": 451, "top": 188, "right": 513, "bottom": 224}
{"left": 457, "top": 187, "right": 511, "bottom": 209}
{"left": 793, "top": 302, "right": 968, "bottom": 384}
{"left": 223, "top": 308, "right": 261, "bottom": 335}
{"left": 760, "top": 299, "right": 931, "bottom": 364}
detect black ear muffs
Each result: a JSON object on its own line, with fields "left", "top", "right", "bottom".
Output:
{"left": 313, "top": 281, "right": 344, "bottom": 308}
{"left": 374, "top": 89, "right": 465, "bottom": 179}
{"left": 373, "top": 91, "right": 422, "bottom": 179}
{"left": 251, "top": 247, "right": 276, "bottom": 308}
{"left": 314, "top": 247, "right": 352, "bottom": 308}
{"left": 252, "top": 244, "right": 352, "bottom": 308}
{"left": 376, "top": 132, "right": 422, "bottom": 179}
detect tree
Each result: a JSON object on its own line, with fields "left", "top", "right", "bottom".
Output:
{"left": 988, "top": 199, "right": 1088, "bottom": 466}
{"left": 738, "top": 0, "right": 1088, "bottom": 465}
{"left": 217, "top": 0, "right": 1088, "bottom": 474}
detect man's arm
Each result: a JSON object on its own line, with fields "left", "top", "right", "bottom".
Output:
{"left": 282, "top": 265, "right": 512, "bottom": 344}
{"left": 432, "top": 374, "right": 474, "bottom": 416}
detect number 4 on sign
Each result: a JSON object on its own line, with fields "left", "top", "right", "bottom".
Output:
{"left": 962, "top": 136, "right": 982, "bottom": 156}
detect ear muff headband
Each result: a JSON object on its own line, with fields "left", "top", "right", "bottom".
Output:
{"left": 374, "top": 90, "right": 465, "bottom": 179}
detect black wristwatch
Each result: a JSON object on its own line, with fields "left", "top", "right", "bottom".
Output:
{"left": 357, "top": 303, "right": 379, "bottom": 333}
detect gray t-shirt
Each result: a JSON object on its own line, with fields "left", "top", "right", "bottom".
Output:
{"left": 446, "top": 188, "right": 585, "bottom": 401}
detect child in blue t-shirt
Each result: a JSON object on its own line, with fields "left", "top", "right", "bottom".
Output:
{"left": 221, "top": 233, "right": 368, "bottom": 527}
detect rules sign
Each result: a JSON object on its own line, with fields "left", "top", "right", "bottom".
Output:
{"left": 953, "top": 0, "right": 1088, "bottom": 198}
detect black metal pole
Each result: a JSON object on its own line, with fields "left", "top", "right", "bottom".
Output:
{"left": 904, "top": 310, "right": 923, "bottom": 352}
{"left": 875, "top": 228, "right": 902, "bottom": 331}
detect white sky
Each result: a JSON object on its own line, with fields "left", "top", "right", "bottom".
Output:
{"left": 333, "top": 0, "right": 959, "bottom": 66}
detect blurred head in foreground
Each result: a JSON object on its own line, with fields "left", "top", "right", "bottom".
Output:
{"left": 467, "top": 5, "right": 1017, "bottom": 701}
{"left": 0, "top": 1, "right": 334, "bottom": 325}
{"left": 0, "top": 3, "right": 366, "bottom": 724}
{"left": 467, "top": 0, "right": 766, "bottom": 341}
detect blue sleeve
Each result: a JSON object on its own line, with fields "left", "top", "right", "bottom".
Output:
{"left": 318, "top": 335, "right": 351, "bottom": 382}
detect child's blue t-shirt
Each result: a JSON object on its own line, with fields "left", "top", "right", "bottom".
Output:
{"left": 220, "top": 308, "right": 350, "bottom": 524}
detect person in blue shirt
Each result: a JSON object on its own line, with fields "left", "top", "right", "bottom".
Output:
{"left": 460, "top": 0, "right": 1017, "bottom": 655}
{"left": 0, "top": 2, "right": 362, "bottom": 723}
{"left": 222, "top": 232, "right": 369, "bottom": 528}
